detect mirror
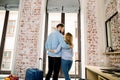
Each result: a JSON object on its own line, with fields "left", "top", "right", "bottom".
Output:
{"left": 105, "top": 11, "right": 120, "bottom": 51}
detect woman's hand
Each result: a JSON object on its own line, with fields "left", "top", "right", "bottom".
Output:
{"left": 70, "top": 45, "right": 73, "bottom": 48}
{"left": 49, "top": 49, "right": 55, "bottom": 53}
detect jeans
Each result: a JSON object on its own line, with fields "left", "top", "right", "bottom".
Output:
{"left": 45, "top": 56, "right": 61, "bottom": 80}
{"left": 62, "top": 59, "right": 73, "bottom": 80}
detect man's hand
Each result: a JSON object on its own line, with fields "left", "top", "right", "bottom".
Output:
{"left": 49, "top": 49, "right": 55, "bottom": 53}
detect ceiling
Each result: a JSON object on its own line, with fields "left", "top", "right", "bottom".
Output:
{"left": 0, "top": 0, "right": 19, "bottom": 10}
{"left": 0, "top": 0, "right": 80, "bottom": 12}
{"left": 47, "top": 0, "right": 80, "bottom": 13}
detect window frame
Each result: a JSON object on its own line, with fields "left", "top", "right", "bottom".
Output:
{"left": 0, "top": 10, "right": 11, "bottom": 74}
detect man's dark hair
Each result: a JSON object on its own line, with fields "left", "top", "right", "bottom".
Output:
{"left": 56, "top": 23, "right": 64, "bottom": 28}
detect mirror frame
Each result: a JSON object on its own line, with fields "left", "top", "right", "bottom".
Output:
{"left": 105, "top": 11, "right": 118, "bottom": 50}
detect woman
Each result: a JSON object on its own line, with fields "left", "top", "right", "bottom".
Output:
{"left": 49, "top": 32, "right": 73, "bottom": 80}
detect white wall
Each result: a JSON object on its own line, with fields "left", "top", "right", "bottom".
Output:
{"left": 38, "top": 0, "right": 47, "bottom": 70}
{"left": 80, "top": 0, "right": 106, "bottom": 79}
{"left": 96, "top": 0, "right": 107, "bottom": 66}
{"left": 80, "top": 0, "right": 87, "bottom": 79}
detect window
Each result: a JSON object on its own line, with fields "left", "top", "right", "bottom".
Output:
{"left": 6, "top": 20, "right": 16, "bottom": 36}
{"left": 3, "top": 51, "right": 12, "bottom": 57}
{"left": 0, "top": 11, "right": 18, "bottom": 72}
{"left": 44, "top": 13, "right": 80, "bottom": 77}
{"left": 48, "top": 13, "right": 61, "bottom": 35}
{"left": 65, "top": 13, "right": 78, "bottom": 75}
{"left": 51, "top": 21, "right": 61, "bottom": 32}
{"left": 1, "top": 51, "right": 12, "bottom": 70}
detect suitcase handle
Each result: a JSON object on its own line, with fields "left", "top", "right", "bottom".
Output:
{"left": 75, "top": 60, "right": 81, "bottom": 62}
{"left": 39, "top": 58, "right": 43, "bottom": 70}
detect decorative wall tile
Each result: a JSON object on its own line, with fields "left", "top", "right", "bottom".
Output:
{"left": 110, "top": 14, "right": 120, "bottom": 50}
{"left": 86, "top": 0, "right": 99, "bottom": 66}
{"left": 108, "top": 54, "right": 120, "bottom": 67}
{"left": 14, "top": 0, "right": 43, "bottom": 78}
{"left": 105, "top": 0, "right": 117, "bottom": 20}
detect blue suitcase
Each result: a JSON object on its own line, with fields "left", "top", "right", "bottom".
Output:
{"left": 25, "top": 68, "right": 43, "bottom": 80}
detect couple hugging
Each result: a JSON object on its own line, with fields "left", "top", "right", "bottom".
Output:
{"left": 45, "top": 23, "right": 73, "bottom": 80}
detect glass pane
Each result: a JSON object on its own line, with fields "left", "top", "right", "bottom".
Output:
{"left": 0, "top": 10, "right": 6, "bottom": 46}
{"left": 48, "top": 13, "right": 61, "bottom": 35}
{"left": 65, "top": 13, "right": 78, "bottom": 75}
{"left": 1, "top": 11, "right": 18, "bottom": 71}
{"left": 46, "top": 13, "right": 61, "bottom": 73}
{"left": 6, "top": 20, "right": 16, "bottom": 36}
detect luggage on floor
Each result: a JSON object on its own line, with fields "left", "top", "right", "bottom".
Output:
{"left": 25, "top": 68, "right": 43, "bottom": 80}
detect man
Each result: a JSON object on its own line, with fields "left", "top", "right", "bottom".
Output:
{"left": 45, "top": 23, "right": 70, "bottom": 80}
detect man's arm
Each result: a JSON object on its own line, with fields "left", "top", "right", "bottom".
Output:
{"left": 49, "top": 44, "right": 62, "bottom": 53}
{"left": 45, "top": 36, "right": 51, "bottom": 50}
{"left": 45, "top": 39, "right": 49, "bottom": 50}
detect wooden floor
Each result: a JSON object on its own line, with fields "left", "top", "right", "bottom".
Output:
{"left": 0, "top": 75, "right": 80, "bottom": 80}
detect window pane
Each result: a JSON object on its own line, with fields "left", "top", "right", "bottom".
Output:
{"left": 6, "top": 20, "right": 16, "bottom": 36}
{"left": 65, "top": 13, "right": 78, "bottom": 75}
{"left": 1, "top": 11, "right": 18, "bottom": 71}
{"left": 1, "top": 51, "right": 12, "bottom": 70}
{"left": 0, "top": 10, "right": 5, "bottom": 46}
{"left": 48, "top": 13, "right": 61, "bottom": 35}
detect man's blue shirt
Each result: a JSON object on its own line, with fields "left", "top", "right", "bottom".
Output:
{"left": 45, "top": 30, "right": 69, "bottom": 57}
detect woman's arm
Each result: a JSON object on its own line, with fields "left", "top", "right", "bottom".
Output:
{"left": 58, "top": 34, "right": 70, "bottom": 49}
{"left": 49, "top": 44, "right": 62, "bottom": 53}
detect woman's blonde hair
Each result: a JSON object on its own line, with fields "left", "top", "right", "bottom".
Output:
{"left": 64, "top": 32, "right": 73, "bottom": 46}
